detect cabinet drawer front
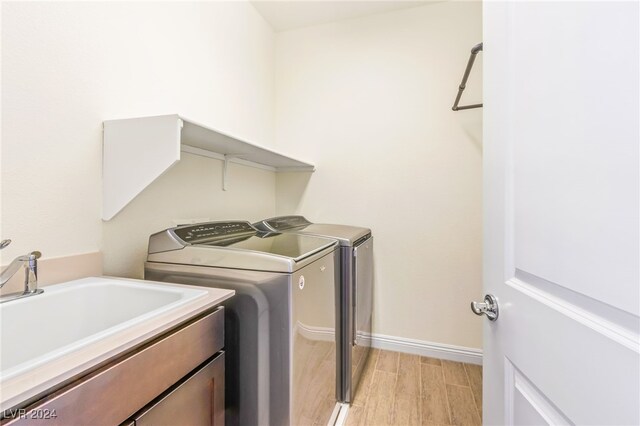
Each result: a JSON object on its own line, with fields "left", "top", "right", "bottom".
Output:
{"left": 134, "top": 352, "right": 224, "bottom": 426}
{"left": 5, "top": 307, "right": 224, "bottom": 426}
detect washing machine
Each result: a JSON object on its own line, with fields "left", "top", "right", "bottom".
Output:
{"left": 144, "top": 221, "right": 340, "bottom": 426}
{"left": 253, "top": 216, "right": 373, "bottom": 403}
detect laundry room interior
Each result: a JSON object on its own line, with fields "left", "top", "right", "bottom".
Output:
{"left": 1, "top": 1, "right": 638, "bottom": 425}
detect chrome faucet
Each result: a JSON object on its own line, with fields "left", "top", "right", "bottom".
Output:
{"left": 0, "top": 239, "right": 44, "bottom": 302}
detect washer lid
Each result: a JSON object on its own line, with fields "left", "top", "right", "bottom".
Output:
{"left": 147, "top": 221, "right": 338, "bottom": 272}
{"left": 194, "top": 232, "right": 336, "bottom": 260}
{"left": 254, "top": 216, "right": 371, "bottom": 247}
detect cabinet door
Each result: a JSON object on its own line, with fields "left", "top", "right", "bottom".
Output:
{"left": 134, "top": 352, "right": 224, "bottom": 426}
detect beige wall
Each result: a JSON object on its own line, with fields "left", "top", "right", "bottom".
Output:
{"left": 1, "top": 2, "right": 277, "bottom": 279}
{"left": 274, "top": 2, "right": 483, "bottom": 349}
{"left": 103, "top": 155, "right": 276, "bottom": 279}
{"left": 2, "top": 1, "right": 483, "bottom": 350}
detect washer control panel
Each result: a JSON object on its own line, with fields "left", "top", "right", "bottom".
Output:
{"left": 174, "top": 221, "right": 256, "bottom": 243}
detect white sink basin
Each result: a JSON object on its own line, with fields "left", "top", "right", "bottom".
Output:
{"left": 0, "top": 277, "right": 234, "bottom": 412}
{"left": 0, "top": 278, "right": 207, "bottom": 381}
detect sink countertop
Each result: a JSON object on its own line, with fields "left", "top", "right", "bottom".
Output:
{"left": 0, "top": 276, "right": 234, "bottom": 412}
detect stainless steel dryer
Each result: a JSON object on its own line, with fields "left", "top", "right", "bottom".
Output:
{"left": 144, "top": 221, "right": 340, "bottom": 426}
{"left": 253, "top": 216, "right": 373, "bottom": 403}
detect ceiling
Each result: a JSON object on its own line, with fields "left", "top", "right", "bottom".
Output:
{"left": 251, "top": 1, "right": 437, "bottom": 32}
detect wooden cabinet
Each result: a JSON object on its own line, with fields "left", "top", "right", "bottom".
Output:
{"left": 131, "top": 352, "right": 224, "bottom": 426}
{"left": 3, "top": 307, "right": 225, "bottom": 426}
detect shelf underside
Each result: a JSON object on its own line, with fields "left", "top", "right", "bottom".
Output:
{"left": 102, "top": 114, "right": 314, "bottom": 220}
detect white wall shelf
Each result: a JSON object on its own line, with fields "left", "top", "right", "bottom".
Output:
{"left": 102, "top": 114, "right": 314, "bottom": 220}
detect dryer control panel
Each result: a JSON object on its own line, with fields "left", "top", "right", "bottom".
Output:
{"left": 259, "top": 216, "right": 311, "bottom": 232}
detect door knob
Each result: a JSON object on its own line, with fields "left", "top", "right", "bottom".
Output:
{"left": 471, "top": 294, "right": 499, "bottom": 321}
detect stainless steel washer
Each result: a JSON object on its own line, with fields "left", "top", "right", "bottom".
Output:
{"left": 253, "top": 216, "right": 373, "bottom": 403}
{"left": 144, "top": 221, "right": 340, "bottom": 426}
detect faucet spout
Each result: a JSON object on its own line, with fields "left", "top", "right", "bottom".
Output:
{"left": 0, "top": 255, "right": 30, "bottom": 287}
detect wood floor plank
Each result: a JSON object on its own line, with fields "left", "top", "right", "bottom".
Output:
{"left": 442, "top": 360, "right": 469, "bottom": 387}
{"left": 397, "top": 353, "right": 421, "bottom": 396}
{"left": 368, "top": 370, "right": 396, "bottom": 402}
{"left": 392, "top": 395, "right": 421, "bottom": 426}
{"left": 345, "top": 404, "right": 365, "bottom": 426}
{"left": 463, "top": 363, "right": 483, "bottom": 418}
{"left": 445, "top": 385, "right": 481, "bottom": 426}
{"left": 346, "top": 350, "right": 481, "bottom": 426}
{"left": 364, "top": 371, "right": 397, "bottom": 426}
{"left": 420, "top": 356, "right": 442, "bottom": 366}
{"left": 420, "top": 364, "right": 451, "bottom": 425}
{"left": 376, "top": 350, "right": 400, "bottom": 373}
{"left": 399, "top": 353, "right": 421, "bottom": 372}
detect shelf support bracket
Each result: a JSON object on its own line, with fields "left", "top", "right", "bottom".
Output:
{"left": 223, "top": 155, "right": 231, "bottom": 191}
{"left": 222, "top": 155, "right": 242, "bottom": 191}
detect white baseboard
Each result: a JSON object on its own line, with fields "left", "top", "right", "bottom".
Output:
{"left": 365, "top": 333, "right": 482, "bottom": 365}
{"left": 295, "top": 322, "right": 482, "bottom": 365}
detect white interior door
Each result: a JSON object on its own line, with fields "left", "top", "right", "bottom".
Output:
{"left": 482, "top": 2, "right": 639, "bottom": 425}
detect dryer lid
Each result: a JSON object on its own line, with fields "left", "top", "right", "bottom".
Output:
{"left": 254, "top": 216, "right": 371, "bottom": 247}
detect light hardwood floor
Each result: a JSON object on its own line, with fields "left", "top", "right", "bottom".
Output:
{"left": 346, "top": 349, "right": 482, "bottom": 426}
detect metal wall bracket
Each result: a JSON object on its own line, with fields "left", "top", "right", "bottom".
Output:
{"left": 452, "top": 42, "right": 483, "bottom": 111}
{"left": 102, "top": 114, "right": 315, "bottom": 220}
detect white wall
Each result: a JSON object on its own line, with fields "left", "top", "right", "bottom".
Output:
{"left": 1, "top": 1, "right": 276, "bottom": 279}
{"left": 275, "top": 1, "right": 483, "bottom": 349}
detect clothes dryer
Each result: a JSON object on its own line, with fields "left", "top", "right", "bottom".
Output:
{"left": 253, "top": 216, "right": 373, "bottom": 403}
